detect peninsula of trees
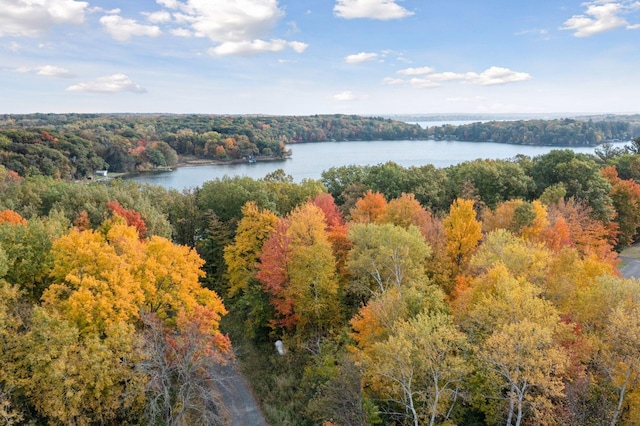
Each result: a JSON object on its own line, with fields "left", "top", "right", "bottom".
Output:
{"left": 1, "top": 114, "right": 638, "bottom": 178}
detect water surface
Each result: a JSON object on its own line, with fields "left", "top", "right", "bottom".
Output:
{"left": 130, "top": 138, "right": 626, "bottom": 191}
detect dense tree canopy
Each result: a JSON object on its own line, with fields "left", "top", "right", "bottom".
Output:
{"left": 2, "top": 127, "right": 640, "bottom": 425}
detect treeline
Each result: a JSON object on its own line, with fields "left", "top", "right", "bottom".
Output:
{"left": 0, "top": 127, "right": 178, "bottom": 178}
{"left": 0, "top": 114, "right": 424, "bottom": 175}
{"left": 2, "top": 114, "right": 638, "bottom": 178}
{"left": 427, "top": 118, "right": 638, "bottom": 145}
{"left": 3, "top": 140, "right": 640, "bottom": 424}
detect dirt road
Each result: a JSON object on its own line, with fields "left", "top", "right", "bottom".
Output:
{"left": 215, "top": 363, "right": 269, "bottom": 426}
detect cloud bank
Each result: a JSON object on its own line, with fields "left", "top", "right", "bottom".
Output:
{"left": 387, "top": 66, "right": 532, "bottom": 88}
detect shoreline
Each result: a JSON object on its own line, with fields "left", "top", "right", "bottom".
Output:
{"left": 177, "top": 156, "right": 289, "bottom": 168}
{"left": 135, "top": 155, "right": 290, "bottom": 173}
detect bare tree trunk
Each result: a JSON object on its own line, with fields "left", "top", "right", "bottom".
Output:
{"left": 611, "top": 369, "right": 631, "bottom": 426}
{"left": 506, "top": 383, "right": 516, "bottom": 426}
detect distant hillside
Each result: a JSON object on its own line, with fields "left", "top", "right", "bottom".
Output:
{"left": 383, "top": 113, "right": 571, "bottom": 122}
{"left": 1, "top": 114, "right": 637, "bottom": 179}
{"left": 424, "top": 118, "right": 639, "bottom": 146}
{"left": 0, "top": 114, "right": 426, "bottom": 176}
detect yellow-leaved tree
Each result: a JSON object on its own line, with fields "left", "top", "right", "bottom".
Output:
{"left": 443, "top": 198, "right": 482, "bottom": 276}
{"left": 224, "top": 201, "right": 278, "bottom": 298}
{"left": 257, "top": 202, "right": 340, "bottom": 345}
{"left": 28, "top": 216, "right": 231, "bottom": 424}
{"left": 457, "top": 264, "right": 569, "bottom": 426}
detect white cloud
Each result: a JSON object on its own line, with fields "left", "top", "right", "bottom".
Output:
{"left": 332, "top": 91, "right": 356, "bottom": 101}
{"left": 156, "top": 0, "right": 306, "bottom": 55}
{"left": 466, "top": 66, "right": 532, "bottom": 86}
{"left": 398, "top": 71, "right": 466, "bottom": 87}
{"left": 209, "top": 39, "right": 307, "bottom": 56}
{"left": 100, "top": 15, "right": 162, "bottom": 42}
{"left": 345, "top": 51, "right": 378, "bottom": 64}
{"left": 397, "top": 66, "right": 435, "bottom": 76}
{"left": 8, "top": 41, "right": 21, "bottom": 51}
{"left": 157, "top": 0, "right": 180, "bottom": 8}
{"left": 429, "top": 71, "right": 467, "bottom": 82}
{"left": 409, "top": 78, "right": 441, "bottom": 89}
{"left": 0, "top": 0, "right": 88, "bottom": 37}
{"left": 88, "top": 7, "right": 120, "bottom": 15}
{"left": 170, "top": 27, "right": 193, "bottom": 37}
{"left": 144, "top": 10, "right": 172, "bottom": 23}
{"left": 382, "top": 77, "right": 404, "bottom": 85}
{"left": 515, "top": 28, "right": 551, "bottom": 40}
{"left": 334, "top": 0, "right": 414, "bottom": 20}
{"left": 14, "top": 65, "right": 76, "bottom": 78}
{"left": 561, "top": 1, "right": 637, "bottom": 37}
{"left": 162, "top": 0, "right": 282, "bottom": 42}
{"left": 289, "top": 41, "right": 309, "bottom": 53}
{"left": 389, "top": 66, "right": 532, "bottom": 88}
{"left": 37, "top": 65, "right": 75, "bottom": 78}
{"left": 66, "top": 74, "right": 146, "bottom": 94}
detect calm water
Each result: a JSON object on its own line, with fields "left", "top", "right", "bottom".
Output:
{"left": 130, "top": 138, "right": 628, "bottom": 191}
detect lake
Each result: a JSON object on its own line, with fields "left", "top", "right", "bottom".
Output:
{"left": 130, "top": 138, "right": 627, "bottom": 191}
{"left": 129, "top": 119, "right": 628, "bottom": 190}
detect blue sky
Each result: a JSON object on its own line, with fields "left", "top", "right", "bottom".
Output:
{"left": 1, "top": 0, "right": 639, "bottom": 115}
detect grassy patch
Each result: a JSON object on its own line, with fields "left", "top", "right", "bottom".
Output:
{"left": 619, "top": 244, "right": 640, "bottom": 259}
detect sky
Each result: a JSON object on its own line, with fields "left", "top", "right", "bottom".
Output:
{"left": 1, "top": 0, "right": 639, "bottom": 115}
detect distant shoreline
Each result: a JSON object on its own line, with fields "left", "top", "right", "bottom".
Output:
{"left": 132, "top": 155, "right": 289, "bottom": 173}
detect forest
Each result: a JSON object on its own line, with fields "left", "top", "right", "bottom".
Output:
{"left": 2, "top": 133, "right": 640, "bottom": 425}
{"left": 426, "top": 118, "right": 638, "bottom": 146}
{"left": 1, "top": 114, "right": 638, "bottom": 178}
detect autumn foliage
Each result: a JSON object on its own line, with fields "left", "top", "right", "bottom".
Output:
{"left": 4, "top": 145, "right": 640, "bottom": 425}
{"left": 0, "top": 209, "right": 26, "bottom": 225}
{"left": 107, "top": 200, "right": 147, "bottom": 239}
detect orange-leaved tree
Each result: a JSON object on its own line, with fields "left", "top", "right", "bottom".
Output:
{"left": 547, "top": 198, "right": 619, "bottom": 268}
{"left": 379, "top": 192, "right": 430, "bottom": 231}
{"left": 107, "top": 200, "right": 147, "bottom": 239}
{"left": 311, "top": 193, "right": 352, "bottom": 281}
{"left": 350, "top": 190, "right": 388, "bottom": 224}
{"left": 601, "top": 165, "right": 640, "bottom": 248}
{"left": 0, "top": 210, "right": 26, "bottom": 226}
